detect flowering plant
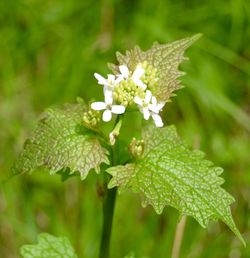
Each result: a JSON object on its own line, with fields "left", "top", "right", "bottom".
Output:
{"left": 14, "top": 34, "right": 244, "bottom": 258}
{"left": 91, "top": 63, "right": 164, "bottom": 128}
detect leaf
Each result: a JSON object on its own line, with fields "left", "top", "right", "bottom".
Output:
{"left": 107, "top": 124, "right": 245, "bottom": 245}
{"left": 20, "top": 233, "right": 77, "bottom": 258}
{"left": 108, "top": 34, "right": 201, "bottom": 102}
{"left": 13, "top": 103, "right": 109, "bottom": 180}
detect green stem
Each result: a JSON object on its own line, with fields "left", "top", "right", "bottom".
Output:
{"left": 98, "top": 115, "right": 121, "bottom": 258}
{"left": 98, "top": 186, "right": 117, "bottom": 258}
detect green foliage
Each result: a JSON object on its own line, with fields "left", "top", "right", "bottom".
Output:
{"left": 11, "top": 32, "right": 245, "bottom": 252}
{"left": 109, "top": 34, "right": 201, "bottom": 103}
{"left": 20, "top": 233, "right": 77, "bottom": 258}
{"left": 12, "top": 103, "right": 109, "bottom": 179}
{"left": 107, "top": 124, "right": 245, "bottom": 245}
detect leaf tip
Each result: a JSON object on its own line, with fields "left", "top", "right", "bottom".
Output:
{"left": 192, "top": 33, "right": 203, "bottom": 42}
{"left": 183, "top": 33, "right": 202, "bottom": 47}
{"left": 241, "top": 236, "right": 246, "bottom": 247}
{"left": 233, "top": 228, "right": 246, "bottom": 247}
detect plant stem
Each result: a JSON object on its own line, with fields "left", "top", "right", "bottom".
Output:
{"left": 98, "top": 115, "right": 121, "bottom": 258}
{"left": 98, "top": 186, "right": 117, "bottom": 258}
{"left": 171, "top": 215, "right": 187, "bottom": 258}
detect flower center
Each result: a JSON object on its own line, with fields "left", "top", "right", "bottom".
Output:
{"left": 113, "top": 78, "right": 145, "bottom": 106}
{"left": 106, "top": 104, "right": 112, "bottom": 110}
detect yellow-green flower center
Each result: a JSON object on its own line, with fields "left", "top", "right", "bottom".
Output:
{"left": 113, "top": 78, "right": 145, "bottom": 106}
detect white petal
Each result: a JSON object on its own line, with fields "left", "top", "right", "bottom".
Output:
{"left": 103, "top": 85, "right": 109, "bottom": 93}
{"left": 94, "top": 73, "right": 107, "bottom": 85}
{"left": 133, "top": 78, "right": 147, "bottom": 89}
{"left": 145, "top": 90, "right": 152, "bottom": 104}
{"left": 148, "top": 98, "right": 165, "bottom": 113}
{"left": 132, "top": 65, "right": 145, "bottom": 79}
{"left": 143, "top": 108, "right": 150, "bottom": 120}
{"left": 91, "top": 102, "right": 106, "bottom": 110}
{"left": 102, "top": 109, "right": 112, "bottom": 122}
{"left": 108, "top": 74, "right": 115, "bottom": 83}
{"left": 111, "top": 105, "right": 125, "bottom": 114}
{"left": 148, "top": 104, "right": 159, "bottom": 113}
{"left": 104, "top": 90, "right": 113, "bottom": 105}
{"left": 152, "top": 114, "right": 163, "bottom": 127}
{"left": 104, "top": 83, "right": 115, "bottom": 93}
{"left": 134, "top": 96, "right": 143, "bottom": 106}
{"left": 151, "top": 96, "right": 157, "bottom": 105}
{"left": 157, "top": 102, "right": 165, "bottom": 110}
{"left": 115, "top": 75, "right": 124, "bottom": 84}
{"left": 119, "top": 65, "right": 129, "bottom": 78}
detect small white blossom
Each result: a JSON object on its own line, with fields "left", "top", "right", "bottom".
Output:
{"left": 91, "top": 91, "right": 125, "bottom": 122}
{"left": 132, "top": 65, "right": 147, "bottom": 90}
{"left": 134, "top": 90, "right": 164, "bottom": 127}
{"left": 134, "top": 90, "right": 152, "bottom": 120}
{"left": 118, "top": 64, "right": 147, "bottom": 90}
{"left": 94, "top": 73, "right": 122, "bottom": 93}
{"left": 148, "top": 96, "right": 165, "bottom": 114}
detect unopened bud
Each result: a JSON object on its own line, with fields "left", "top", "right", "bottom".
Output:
{"left": 83, "top": 109, "right": 101, "bottom": 128}
{"left": 109, "top": 119, "right": 123, "bottom": 145}
{"left": 128, "top": 137, "right": 145, "bottom": 159}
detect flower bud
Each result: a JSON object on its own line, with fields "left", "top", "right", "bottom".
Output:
{"left": 83, "top": 109, "right": 101, "bottom": 128}
{"left": 128, "top": 137, "right": 145, "bottom": 159}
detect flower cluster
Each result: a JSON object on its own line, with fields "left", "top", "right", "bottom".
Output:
{"left": 91, "top": 63, "right": 165, "bottom": 127}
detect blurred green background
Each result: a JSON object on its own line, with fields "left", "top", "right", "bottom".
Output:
{"left": 0, "top": 0, "right": 250, "bottom": 257}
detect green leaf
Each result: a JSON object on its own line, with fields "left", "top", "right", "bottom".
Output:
{"left": 13, "top": 103, "right": 109, "bottom": 180}
{"left": 108, "top": 34, "right": 201, "bottom": 102}
{"left": 107, "top": 124, "right": 245, "bottom": 245}
{"left": 20, "top": 233, "right": 77, "bottom": 258}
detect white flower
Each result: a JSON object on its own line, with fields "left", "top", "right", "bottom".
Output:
{"left": 91, "top": 91, "right": 125, "bottom": 122}
{"left": 94, "top": 73, "right": 123, "bottom": 93}
{"left": 119, "top": 64, "right": 147, "bottom": 90}
{"left": 134, "top": 90, "right": 164, "bottom": 127}
{"left": 134, "top": 90, "right": 152, "bottom": 120}
{"left": 132, "top": 65, "right": 147, "bottom": 90}
{"left": 148, "top": 96, "right": 165, "bottom": 114}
